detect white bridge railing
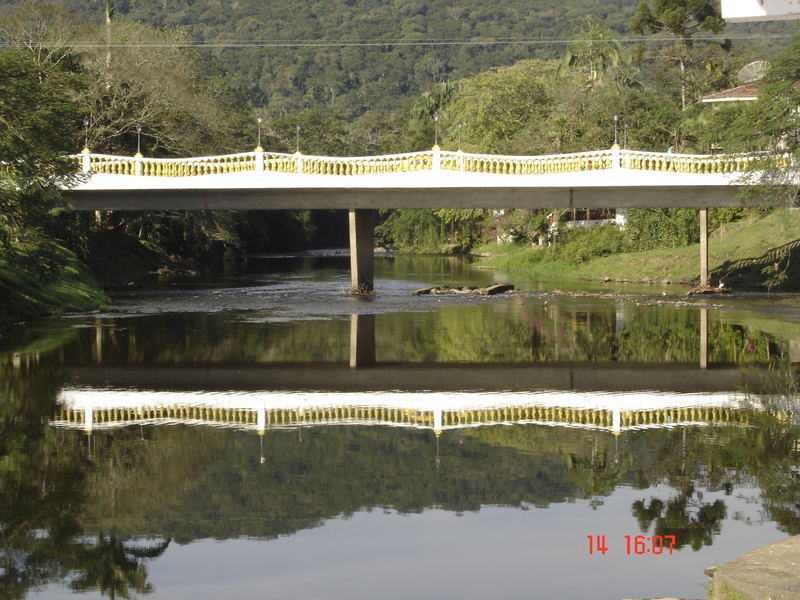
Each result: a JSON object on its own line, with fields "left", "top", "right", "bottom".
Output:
{"left": 73, "top": 147, "right": 791, "bottom": 178}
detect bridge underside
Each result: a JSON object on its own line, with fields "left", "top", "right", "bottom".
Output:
{"left": 63, "top": 185, "right": 762, "bottom": 211}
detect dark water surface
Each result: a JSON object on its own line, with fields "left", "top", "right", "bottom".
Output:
{"left": 2, "top": 255, "right": 799, "bottom": 600}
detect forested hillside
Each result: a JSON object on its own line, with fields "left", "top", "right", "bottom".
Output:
{"left": 0, "top": 0, "right": 791, "bottom": 116}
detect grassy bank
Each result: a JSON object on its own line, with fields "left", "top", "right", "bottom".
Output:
{"left": 479, "top": 209, "right": 800, "bottom": 290}
{"left": 0, "top": 246, "right": 108, "bottom": 324}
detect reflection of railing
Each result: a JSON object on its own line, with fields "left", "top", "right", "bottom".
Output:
{"left": 71, "top": 147, "right": 792, "bottom": 177}
{"left": 443, "top": 406, "right": 613, "bottom": 428}
{"left": 53, "top": 389, "right": 769, "bottom": 435}
{"left": 620, "top": 407, "right": 749, "bottom": 427}
{"left": 55, "top": 405, "right": 435, "bottom": 429}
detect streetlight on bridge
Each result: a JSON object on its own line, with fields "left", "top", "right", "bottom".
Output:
{"left": 83, "top": 116, "right": 90, "bottom": 152}
{"left": 135, "top": 123, "right": 142, "bottom": 157}
{"left": 295, "top": 124, "right": 301, "bottom": 153}
{"left": 256, "top": 115, "right": 263, "bottom": 151}
{"left": 613, "top": 114, "right": 619, "bottom": 147}
{"left": 458, "top": 121, "right": 463, "bottom": 152}
{"left": 433, "top": 112, "right": 440, "bottom": 148}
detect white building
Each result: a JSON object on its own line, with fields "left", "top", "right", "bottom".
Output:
{"left": 722, "top": 0, "right": 800, "bottom": 22}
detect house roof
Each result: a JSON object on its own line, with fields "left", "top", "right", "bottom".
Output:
{"left": 701, "top": 82, "right": 763, "bottom": 103}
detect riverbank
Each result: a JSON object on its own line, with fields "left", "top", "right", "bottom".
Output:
{"left": 707, "top": 535, "right": 800, "bottom": 600}
{"left": 0, "top": 231, "right": 175, "bottom": 326}
{"left": 478, "top": 209, "right": 800, "bottom": 291}
{"left": 0, "top": 245, "right": 108, "bottom": 325}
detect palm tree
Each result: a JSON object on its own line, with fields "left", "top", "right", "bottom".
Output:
{"left": 560, "top": 17, "right": 626, "bottom": 83}
{"left": 69, "top": 533, "right": 171, "bottom": 599}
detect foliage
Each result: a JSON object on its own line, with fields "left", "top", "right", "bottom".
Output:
{"left": 551, "top": 223, "right": 629, "bottom": 263}
{"left": 376, "top": 209, "right": 445, "bottom": 253}
{"left": 624, "top": 207, "right": 699, "bottom": 251}
{"left": 631, "top": 0, "right": 728, "bottom": 113}
{"left": 560, "top": 16, "right": 627, "bottom": 82}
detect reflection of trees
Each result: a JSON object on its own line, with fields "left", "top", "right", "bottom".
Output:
{"left": 632, "top": 489, "right": 726, "bottom": 550}
{"left": 70, "top": 534, "right": 170, "bottom": 599}
{"left": 565, "top": 433, "right": 630, "bottom": 504}
{"left": 0, "top": 359, "right": 165, "bottom": 598}
{"left": 0, "top": 360, "right": 84, "bottom": 599}
{"left": 57, "top": 300, "right": 790, "bottom": 366}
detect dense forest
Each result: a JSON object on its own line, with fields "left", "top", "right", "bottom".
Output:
{"left": 1, "top": 0, "right": 800, "bottom": 322}
{"left": 0, "top": 0, "right": 792, "bottom": 117}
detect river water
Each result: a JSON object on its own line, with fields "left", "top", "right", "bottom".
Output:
{"left": 1, "top": 254, "right": 799, "bottom": 600}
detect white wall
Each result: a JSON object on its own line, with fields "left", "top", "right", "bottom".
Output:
{"left": 722, "top": 0, "right": 800, "bottom": 22}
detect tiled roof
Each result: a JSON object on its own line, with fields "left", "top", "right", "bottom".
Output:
{"left": 701, "top": 82, "right": 763, "bottom": 103}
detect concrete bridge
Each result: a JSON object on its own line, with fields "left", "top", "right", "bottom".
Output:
{"left": 65, "top": 146, "right": 794, "bottom": 291}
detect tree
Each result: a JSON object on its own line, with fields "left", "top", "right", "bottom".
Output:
{"left": 560, "top": 16, "right": 626, "bottom": 83}
{"left": 631, "top": 0, "right": 726, "bottom": 110}
{"left": 714, "top": 28, "right": 800, "bottom": 206}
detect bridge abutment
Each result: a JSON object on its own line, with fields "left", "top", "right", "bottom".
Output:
{"left": 349, "top": 208, "right": 376, "bottom": 293}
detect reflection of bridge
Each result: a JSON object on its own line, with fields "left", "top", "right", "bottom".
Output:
{"left": 54, "top": 388, "right": 753, "bottom": 436}
{"left": 65, "top": 147, "right": 793, "bottom": 291}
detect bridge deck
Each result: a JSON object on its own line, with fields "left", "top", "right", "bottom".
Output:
{"left": 64, "top": 148, "right": 793, "bottom": 210}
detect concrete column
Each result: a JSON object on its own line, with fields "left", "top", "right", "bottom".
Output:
{"left": 349, "top": 313, "right": 376, "bottom": 368}
{"left": 700, "top": 308, "right": 708, "bottom": 370}
{"left": 134, "top": 153, "right": 143, "bottom": 176}
{"left": 349, "top": 208, "right": 376, "bottom": 293}
{"left": 699, "top": 207, "right": 709, "bottom": 287}
{"left": 254, "top": 150, "right": 264, "bottom": 172}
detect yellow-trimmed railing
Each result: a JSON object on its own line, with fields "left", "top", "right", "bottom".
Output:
{"left": 441, "top": 150, "right": 613, "bottom": 174}
{"left": 71, "top": 148, "right": 792, "bottom": 177}
{"left": 620, "top": 150, "right": 791, "bottom": 174}
{"left": 300, "top": 152, "right": 433, "bottom": 175}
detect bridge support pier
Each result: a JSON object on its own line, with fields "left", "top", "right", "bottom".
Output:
{"left": 700, "top": 207, "right": 709, "bottom": 287}
{"left": 349, "top": 209, "right": 376, "bottom": 293}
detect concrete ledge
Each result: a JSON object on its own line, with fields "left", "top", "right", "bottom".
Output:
{"left": 710, "top": 535, "right": 800, "bottom": 600}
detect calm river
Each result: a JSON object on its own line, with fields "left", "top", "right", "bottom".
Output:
{"left": 1, "top": 254, "right": 799, "bottom": 600}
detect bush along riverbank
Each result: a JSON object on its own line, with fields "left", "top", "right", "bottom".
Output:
{"left": 0, "top": 244, "right": 108, "bottom": 325}
{"left": 478, "top": 209, "right": 800, "bottom": 291}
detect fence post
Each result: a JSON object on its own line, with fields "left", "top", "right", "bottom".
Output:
{"left": 254, "top": 150, "right": 264, "bottom": 172}
{"left": 432, "top": 145, "right": 441, "bottom": 170}
{"left": 134, "top": 152, "right": 143, "bottom": 176}
{"left": 295, "top": 151, "right": 303, "bottom": 174}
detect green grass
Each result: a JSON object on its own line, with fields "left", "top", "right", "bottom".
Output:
{"left": 479, "top": 209, "right": 800, "bottom": 290}
{"left": 0, "top": 246, "right": 108, "bottom": 324}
